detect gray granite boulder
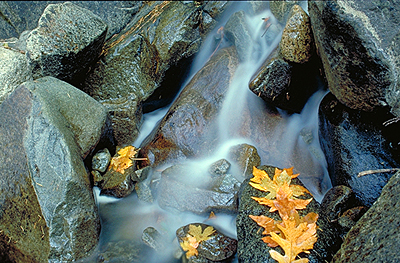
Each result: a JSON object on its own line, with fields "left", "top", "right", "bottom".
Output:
{"left": 0, "top": 76, "right": 109, "bottom": 262}
{"left": 309, "top": 0, "right": 400, "bottom": 117}
{"left": 26, "top": 2, "right": 107, "bottom": 84}
{"left": 0, "top": 46, "right": 32, "bottom": 104}
{"left": 0, "top": 1, "right": 140, "bottom": 41}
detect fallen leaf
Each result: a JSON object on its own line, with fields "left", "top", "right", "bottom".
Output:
{"left": 109, "top": 146, "right": 138, "bottom": 174}
{"left": 249, "top": 167, "right": 309, "bottom": 200}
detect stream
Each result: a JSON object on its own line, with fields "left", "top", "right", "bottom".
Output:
{"left": 89, "top": 1, "right": 332, "bottom": 262}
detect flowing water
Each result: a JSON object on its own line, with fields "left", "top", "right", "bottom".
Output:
{"left": 89, "top": 2, "right": 332, "bottom": 262}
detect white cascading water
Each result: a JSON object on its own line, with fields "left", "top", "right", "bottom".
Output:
{"left": 89, "top": 2, "right": 332, "bottom": 262}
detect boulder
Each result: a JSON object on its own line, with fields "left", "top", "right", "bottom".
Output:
{"left": 280, "top": 4, "right": 314, "bottom": 64}
{"left": 309, "top": 0, "right": 400, "bottom": 116}
{"left": 224, "top": 11, "right": 252, "bottom": 62}
{"left": 26, "top": 2, "right": 107, "bottom": 84}
{"left": 333, "top": 171, "right": 400, "bottom": 262}
{"left": 0, "top": 1, "right": 141, "bottom": 40}
{"left": 83, "top": 1, "right": 230, "bottom": 145}
{"left": 0, "top": 76, "right": 107, "bottom": 261}
{"left": 319, "top": 92, "right": 400, "bottom": 207}
{"left": 0, "top": 46, "right": 32, "bottom": 104}
{"left": 138, "top": 46, "right": 239, "bottom": 168}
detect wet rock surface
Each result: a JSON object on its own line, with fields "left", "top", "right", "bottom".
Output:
{"left": 280, "top": 4, "right": 313, "bottom": 64}
{"left": 309, "top": 0, "right": 400, "bottom": 116}
{"left": 0, "top": 1, "right": 141, "bottom": 40}
{"left": 139, "top": 46, "right": 239, "bottom": 168}
{"left": 82, "top": 1, "right": 230, "bottom": 145}
{"left": 333, "top": 171, "right": 400, "bottom": 262}
{"left": 236, "top": 165, "right": 340, "bottom": 263}
{"left": 26, "top": 2, "right": 107, "bottom": 84}
{"left": 269, "top": 1, "right": 299, "bottom": 24}
{"left": 0, "top": 46, "right": 32, "bottom": 104}
{"left": 319, "top": 92, "right": 400, "bottom": 207}
{"left": 176, "top": 223, "right": 237, "bottom": 262}
{"left": 0, "top": 77, "right": 105, "bottom": 261}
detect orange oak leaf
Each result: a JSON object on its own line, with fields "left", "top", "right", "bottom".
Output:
{"left": 249, "top": 214, "right": 281, "bottom": 247}
{"left": 252, "top": 182, "right": 313, "bottom": 221}
{"left": 109, "top": 146, "right": 139, "bottom": 174}
{"left": 249, "top": 167, "right": 309, "bottom": 200}
{"left": 269, "top": 215, "right": 318, "bottom": 263}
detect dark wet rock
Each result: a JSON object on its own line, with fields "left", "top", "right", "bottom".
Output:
{"left": 83, "top": 1, "right": 229, "bottom": 145}
{"left": 92, "top": 148, "right": 112, "bottom": 173}
{"left": 26, "top": 2, "right": 107, "bottom": 84}
{"left": 224, "top": 11, "right": 252, "bottom": 62}
{"left": 0, "top": 81, "right": 102, "bottom": 261}
{"left": 319, "top": 92, "right": 400, "bottom": 207}
{"left": 249, "top": 48, "right": 293, "bottom": 109}
{"left": 333, "top": 171, "right": 400, "bottom": 263}
{"left": 0, "top": 1, "right": 141, "bottom": 40}
{"left": 176, "top": 223, "right": 237, "bottom": 262}
{"left": 0, "top": 46, "right": 32, "bottom": 104}
{"left": 138, "top": 47, "right": 239, "bottom": 168}
{"left": 337, "top": 206, "right": 367, "bottom": 231}
{"left": 228, "top": 144, "right": 261, "bottom": 179}
{"left": 208, "top": 159, "right": 231, "bottom": 177}
{"left": 132, "top": 166, "right": 152, "bottom": 183}
{"left": 99, "top": 164, "right": 135, "bottom": 199}
{"left": 270, "top": 1, "right": 299, "bottom": 24}
{"left": 309, "top": 1, "right": 400, "bottom": 116}
{"left": 320, "top": 185, "right": 357, "bottom": 224}
{"left": 237, "top": 165, "right": 339, "bottom": 263}
{"left": 280, "top": 4, "right": 313, "bottom": 64}
{"left": 141, "top": 227, "right": 165, "bottom": 252}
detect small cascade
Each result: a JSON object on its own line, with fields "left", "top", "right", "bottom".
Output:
{"left": 91, "top": 2, "right": 332, "bottom": 262}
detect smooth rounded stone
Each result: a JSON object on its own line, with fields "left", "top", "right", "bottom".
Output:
{"left": 237, "top": 165, "right": 340, "bottom": 262}
{"left": 269, "top": 0, "right": 298, "bottom": 24}
{"left": 176, "top": 223, "right": 237, "bottom": 262}
{"left": 309, "top": 1, "right": 400, "bottom": 116}
{"left": 0, "top": 84, "right": 101, "bottom": 262}
{"left": 228, "top": 144, "right": 261, "bottom": 179}
{"left": 319, "top": 92, "right": 400, "bottom": 207}
{"left": 92, "top": 148, "right": 111, "bottom": 173}
{"left": 333, "top": 171, "right": 400, "bottom": 262}
{"left": 223, "top": 10, "right": 252, "bottom": 62}
{"left": 141, "top": 227, "right": 165, "bottom": 252}
{"left": 0, "top": 46, "right": 32, "bottom": 104}
{"left": 26, "top": 2, "right": 107, "bottom": 83}
{"left": 208, "top": 159, "right": 231, "bottom": 177}
{"left": 320, "top": 185, "right": 357, "bottom": 223}
{"left": 280, "top": 4, "right": 313, "bottom": 64}
{"left": 338, "top": 206, "right": 367, "bottom": 231}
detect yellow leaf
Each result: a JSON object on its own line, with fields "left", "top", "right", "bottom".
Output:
{"left": 109, "top": 146, "right": 138, "bottom": 174}
{"left": 180, "top": 240, "right": 198, "bottom": 259}
{"left": 188, "top": 225, "right": 215, "bottom": 243}
{"left": 249, "top": 167, "right": 309, "bottom": 200}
